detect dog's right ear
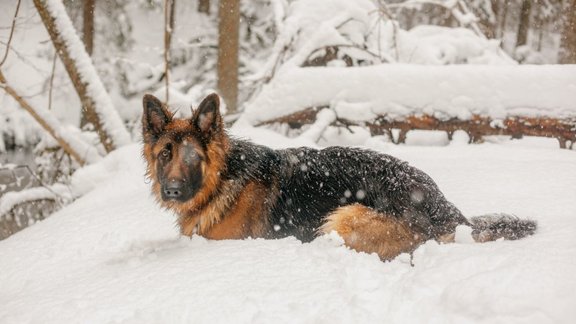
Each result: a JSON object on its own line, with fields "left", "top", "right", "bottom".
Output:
{"left": 142, "top": 94, "right": 172, "bottom": 141}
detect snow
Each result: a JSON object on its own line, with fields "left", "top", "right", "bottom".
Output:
{"left": 242, "top": 64, "right": 576, "bottom": 124}
{"left": 1, "top": 0, "right": 576, "bottom": 322}
{"left": 1, "top": 127, "right": 576, "bottom": 323}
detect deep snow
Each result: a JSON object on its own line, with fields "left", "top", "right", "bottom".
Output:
{"left": 1, "top": 126, "right": 575, "bottom": 324}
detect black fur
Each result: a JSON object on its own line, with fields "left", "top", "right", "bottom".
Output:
{"left": 223, "top": 138, "right": 480, "bottom": 242}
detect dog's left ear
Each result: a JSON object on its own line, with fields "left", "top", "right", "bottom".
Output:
{"left": 192, "top": 93, "right": 223, "bottom": 140}
{"left": 142, "top": 94, "right": 172, "bottom": 142}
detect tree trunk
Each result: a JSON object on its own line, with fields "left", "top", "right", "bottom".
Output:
{"left": 516, "top": 0, "right": 532, "bottom": 47}
{"left": 559, "top": 0, "right": 576, "bottom": 63}
{"left": 198, "top": 0, "right": 210, "bottom": 15}
{"left": 83, "top": 0, "right": 94, "bottom": 55}
{"left": 80, "top": 0, "right": 95, "bottom": 128}
{"left": 33, "top": 0, "right": 130, "bottom": 153}
{"left": 164, "top": 0, "right": 175, "bottom": 104}
{"left": 217, "top": 0, "right": 240, "bottom": 113}
{"left": 499, "top": 1, "right": 509, "bottom": 39}
{"left": 489, "top": 0, "right": 500, "bottom": 38}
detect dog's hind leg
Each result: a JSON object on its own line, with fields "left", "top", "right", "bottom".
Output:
{"left": 318, "top": 203, "right": 425, "bottom": 261}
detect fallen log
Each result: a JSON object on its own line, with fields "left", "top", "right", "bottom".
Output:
{"left": 256, "top": 107, "right": 576, "bottom": 149}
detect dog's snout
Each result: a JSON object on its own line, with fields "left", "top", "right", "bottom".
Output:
{"left": 163, "top": 180, "right": 184, "bottom": 199}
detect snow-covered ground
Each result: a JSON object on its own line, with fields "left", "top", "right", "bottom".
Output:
{"left": 1, "top": 126, "right": 575, "bottom": 324}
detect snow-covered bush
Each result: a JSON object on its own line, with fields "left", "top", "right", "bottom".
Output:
{"left": 257, "top": 0, "right": 512, "bottom": 71}
{"left": 0, "top": 105, "right": 42, "bottom": 153}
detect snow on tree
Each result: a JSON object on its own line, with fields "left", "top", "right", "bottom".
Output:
{"left": 33, "top": 0, "right": 131, "bottom": 153}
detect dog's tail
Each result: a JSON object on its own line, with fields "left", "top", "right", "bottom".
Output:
{"left": 468, "top": 213, "right": 537, "bottom": 242}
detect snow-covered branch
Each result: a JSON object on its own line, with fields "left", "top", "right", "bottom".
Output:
{"left": 0, "top": 71, "right": 101, "bottom": 166}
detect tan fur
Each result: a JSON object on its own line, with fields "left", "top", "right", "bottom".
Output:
{"left": 319, "top": 204, "right": 425, "bottom": 261}
{"left": 471, "top": 231, "right": 494, "bottom": 243}
{"left": 176, "top": 181, "right": 271, "bottom": 239}
{"left": 202, "top": 182, "right": 270, "bottom": 239}
{"left": 177, "top": 179, "right": 244, "bottom": 236}
{"left": 438, "top": 233, "right": 456, "bottom": 243}
{"left": 144, "top": 119, "right": 230, "bottom": 220}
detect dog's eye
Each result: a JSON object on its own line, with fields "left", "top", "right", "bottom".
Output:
{"left": 160, "top": 149, "right": 170, "bottom": 159}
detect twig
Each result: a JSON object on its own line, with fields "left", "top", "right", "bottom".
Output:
{"left": 0, "top": 0, "right": 21, "bottom": 67}
{"left": 19, "top": 165, "right": 64, "bottom": 207}
{"left": 48, "top": 52, "right": 57, "bottom": 110}
{"left": 304, "top": 44, "right": 388, "bottom": 65}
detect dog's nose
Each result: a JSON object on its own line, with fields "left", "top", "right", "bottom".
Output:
{"left": 163, "top": 181, "right": 184, "bottom": 199}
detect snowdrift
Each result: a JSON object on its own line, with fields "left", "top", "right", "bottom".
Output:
{"left": 1, "top": 128, "right": 576, "bottom": 323}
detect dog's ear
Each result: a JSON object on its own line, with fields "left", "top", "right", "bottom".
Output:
{"left": 142, "top": 94, "right": 172, "bottom": 141}
{"left": 192, "top": 93, "right": 223, "bottom": 140}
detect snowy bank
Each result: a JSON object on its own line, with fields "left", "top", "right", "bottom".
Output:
{"left": 1, "top": 129, "right": 576, "bottom": 323}
{"left": 243, "top": 65, "right": 576, "bottom": 124}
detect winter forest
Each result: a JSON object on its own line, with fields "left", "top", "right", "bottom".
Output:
{"left": 1, "top": 0, "right": 576, "bottom": 323}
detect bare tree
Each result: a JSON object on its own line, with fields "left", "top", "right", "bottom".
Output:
{"left": 33, "top": 0, "right": 131, "bottom": 153}
{"left": 164, "top": 0, "right": 175, "bottom": 104}
{"left": 516, "top": 0, "right": 532, "bottom": 47}
{"left": 83, "top": 0, "right": 95, "bottom": 55}
{"left": 80, "top": 0, "right": 95, "bottom": 128}
{"left": 559, "top": 0, "right": 576, "bottom": 63}
{"left": 498, "top": 1, "right": 510, "bottom": 39}
{"left": 217, "top": 0, "right": 240, "bottom": 113}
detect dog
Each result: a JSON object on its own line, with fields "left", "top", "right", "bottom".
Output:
{"left": 142, "top": 93, "right": 537, "bottom": 261}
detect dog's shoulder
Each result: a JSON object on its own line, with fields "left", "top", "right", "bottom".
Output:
{"left": 224, "top": 138, "right": 282, "bottom": 183}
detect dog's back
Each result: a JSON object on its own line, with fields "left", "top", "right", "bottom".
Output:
{"left": 226, "top": 140, "right": 468, "bottom": 247}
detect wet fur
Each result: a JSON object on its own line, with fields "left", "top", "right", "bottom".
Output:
{"left": 142, "top": 94, "right": 537, "bottom": 261}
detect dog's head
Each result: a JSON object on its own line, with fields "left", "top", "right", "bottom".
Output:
{"left": 142, "top": 93, "right": 229, "bottom": 211}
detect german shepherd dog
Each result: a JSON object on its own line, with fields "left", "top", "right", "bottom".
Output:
{"left": 142, "top": 93, "right": 536, "bottom": 261}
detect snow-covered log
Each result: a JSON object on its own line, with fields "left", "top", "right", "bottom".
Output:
{"left": 259, "top": 109, "right": 576, "bottom": 148}
{"left": 246, "top": 65, "right": 576, "bottom": 148}
{"left": 33, "top": 0, "right": 131, "bottom": 153}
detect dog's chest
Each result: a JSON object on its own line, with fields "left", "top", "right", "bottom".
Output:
{"left": 180, "top": 181, "right": 271, "bottom": 240}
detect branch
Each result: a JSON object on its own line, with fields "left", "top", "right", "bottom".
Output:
{"left": 0, "top": 0, "right": 21, "bottom": 67}
{"left": 0, "top": 70, "right": 101, "bottom": 165}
